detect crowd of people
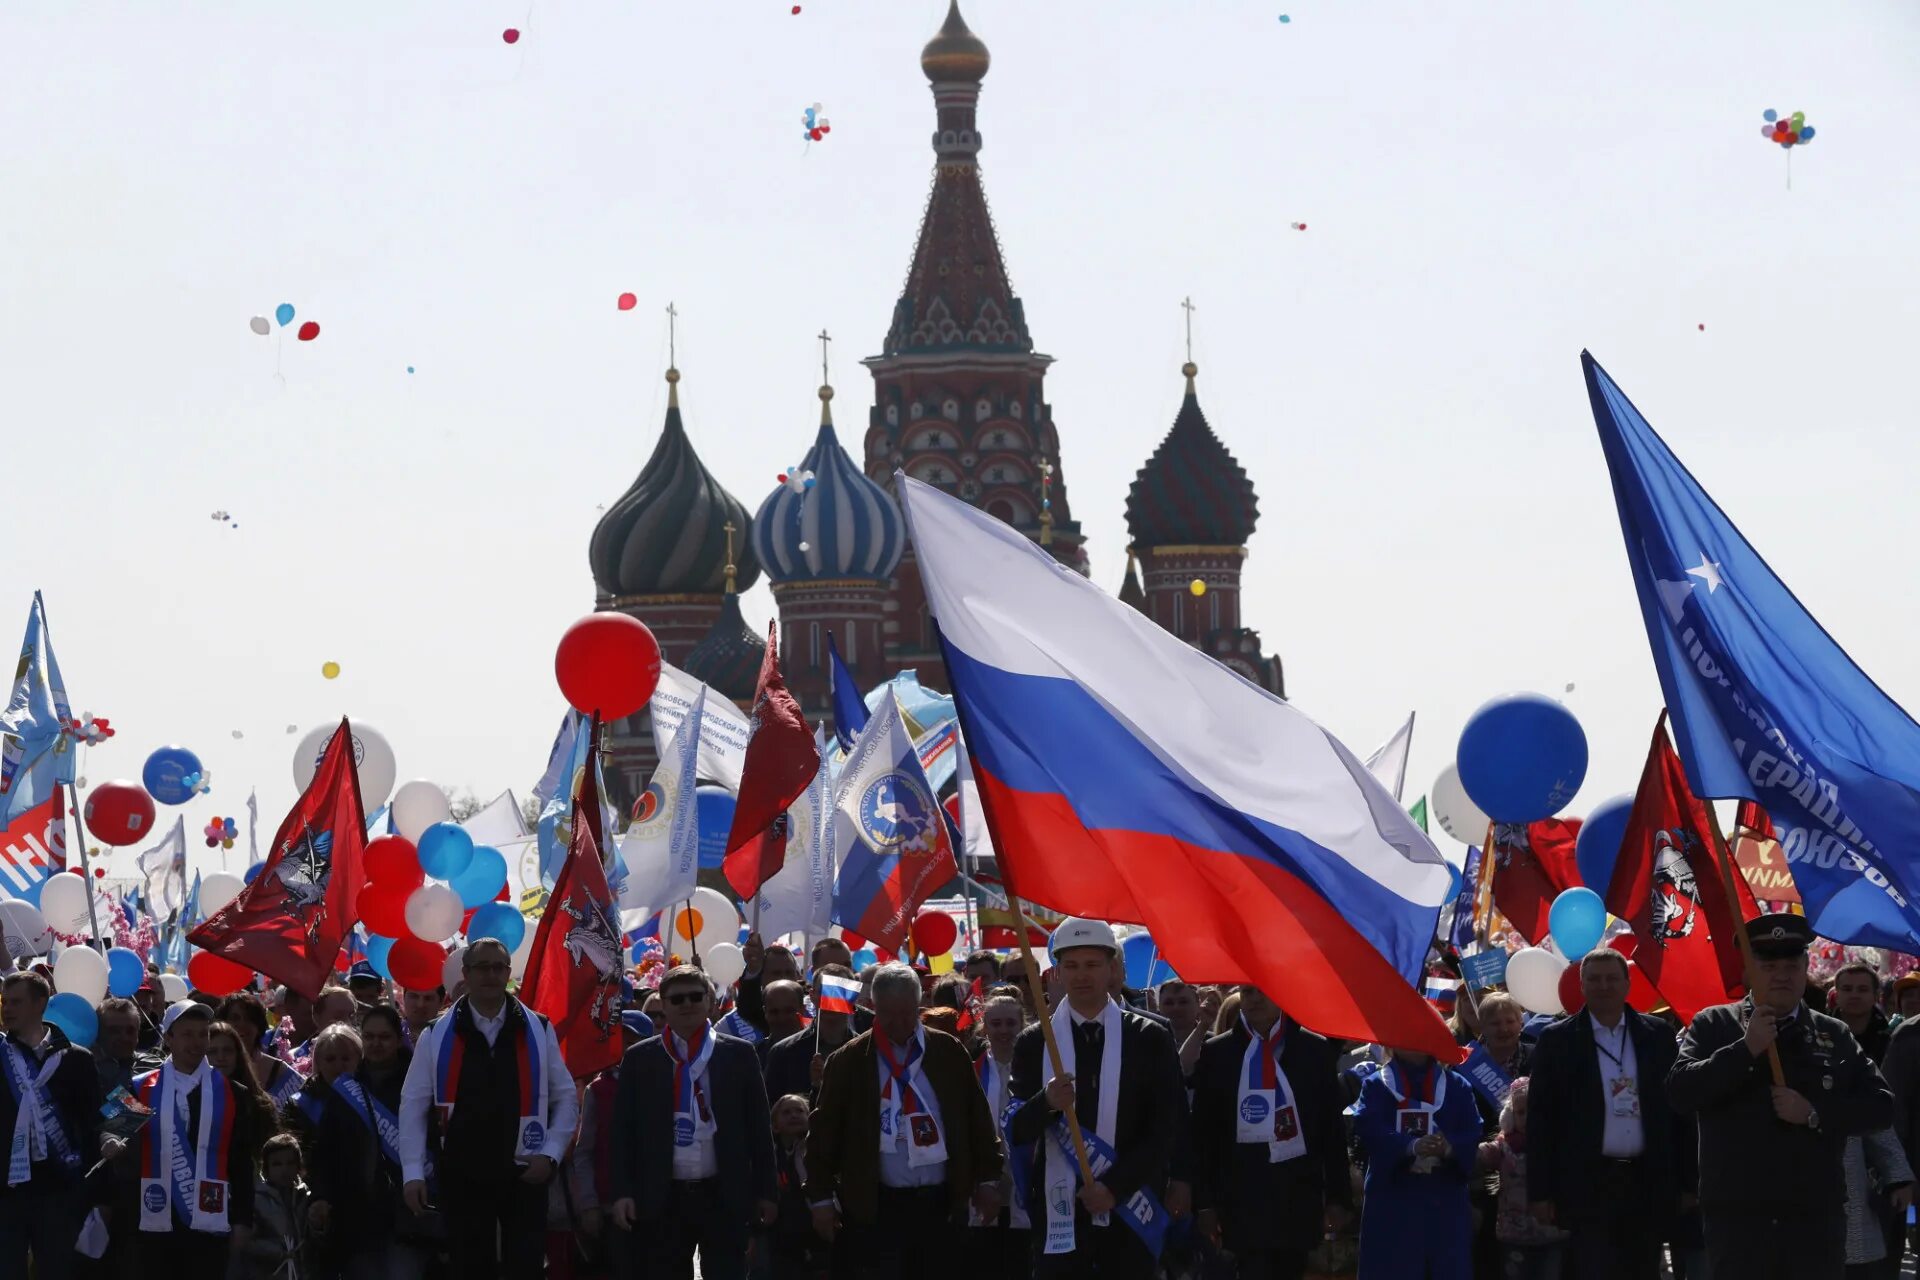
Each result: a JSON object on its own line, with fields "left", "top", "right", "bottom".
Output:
{"left": 0, "top": 910, "right": 1913, "bottom": 1279}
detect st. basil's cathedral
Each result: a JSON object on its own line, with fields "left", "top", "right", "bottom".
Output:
{"left": 587, "top": 2, "right": 1284, "bottom": 810}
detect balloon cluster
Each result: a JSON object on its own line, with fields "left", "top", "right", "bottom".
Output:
{"left": 210, "top": 509, "right": 236, "bottom": 528}
{"left": 1290, "top": 221, "right": 1307, "bottom": 231}
{"left": 1761, "top": 108, "right": 1815, "bottom": 149}
{"left": 203, "top": 816, "right": 238, "bottom": 849}
{"left": 182, "top": 769, "right": 212, "bottom": 797}
{"left": 250, "top": 302, "right": 320, "bottom": 341}
{"left": 802, "top": 103, "right": 832, "bottom": 143}
{"left": 778, "top": 466, "right": 817, "bottom": 493}
{"left": 66, "top": 714, "right": 114, "bottom": 747}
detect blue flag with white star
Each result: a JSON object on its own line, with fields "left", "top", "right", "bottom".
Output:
{"left": 1586, "top": 352, "right": 1920, "bottom": 949}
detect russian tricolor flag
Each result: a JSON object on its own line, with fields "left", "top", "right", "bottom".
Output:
{"left": 898, "top": 475, "right": 1463, "bottom": 1061}
{"left": 818, "top": 973, "right": 860, "bottom": 1014}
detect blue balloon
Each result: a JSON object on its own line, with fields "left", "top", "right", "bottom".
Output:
{"left": 106, "top": 946, "right": 146, "bottom": 998}
{"left": 275, "top": 302, "right": 295, "bottom": 326}
{"left": 364, "top": 934, "right": 396, "bottom": 980}
{"left": 694, "top": 786, "right": 737, "bottom": 870}
{"left": 1575, "top": 794, "right": 1635, "bottom": 893}
{"left": 243, "top": 861, "right": 265, "bottom": 885}
{"left": 468, "top": 902, "right": 526, "bottom": 952}
{"left": 142, "top": 745, "right": 204, "bottom": 806}
{"left": 1799, "top": 125, "right": 1815, "bottom": 140}
{"left": 1455, "top": 693, "right": 1588, "bottom": 823}
{"left": 1548, "top": 886, "right": 1607, "bottom": 959}
{"left": 1763, "top": 108, "right": 1778, "bottom": 122}
{"left": 1121, "top": 933, "right": 1157, "bottom": 989}
{"left": 46, "top": 993, "right": 99, "bottom": 1048}
{"left": 417, "top": 822, "right": 475, "bottom": 880}
{"left": 449, "top": 845, "right": 508, "bottom": 908}
{"left": 851, "top": 947, "right": 878, "bottom": 972}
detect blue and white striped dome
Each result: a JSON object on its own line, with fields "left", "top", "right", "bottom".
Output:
{"left": 752, "top": 387, "right": 906, "bottom": 584}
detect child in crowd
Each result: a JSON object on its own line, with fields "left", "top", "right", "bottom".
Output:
{"left": 1477, "top": 1078, "right": 1567, "bottom": 1280}
{"left": 247, "top": 1132, "right": 310, "bottom": 1280}
{"left": 769, "top": 1093, "right": 826, "bottom": 1280}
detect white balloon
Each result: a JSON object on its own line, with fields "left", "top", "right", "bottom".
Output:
{"left": 509, "top": 923, "right": 535, "bottom": 982}
{"left": 292, "top": 722, "right": 398, "bottom": 812}
{"left": 0, "top": 901, "right": 53, "bottom": 958}
{"left": 1505, "top": 946, "right": 1567, "bottom": 1016}
{"left": 53, "top": 944, "right": 110, "bottom": 1005}
{"left": 441, "top": 944, "right": 468, "bottom": 993}
{"left": 158, "top": 973, "right": 188, "bottom": 1002}
{"left": 663, "top": 886, "right": 741, "bottom": 960}
{"left": 704, "top": 941, "right": 746, "bottom": 989}
{"left": 200, "top": 872, "right": 246, "bottom": 917}
{"left": 1431, "top": 763, "right": 1494, "bottom": 847}
{"left": 39, "top": 872, "right": 92, "bottom": 936}
{"left": 404, "top": 884, "right": 464, "bottom": 943}
{"left": 391, "top": 779, "right": 453, "bottom": 843}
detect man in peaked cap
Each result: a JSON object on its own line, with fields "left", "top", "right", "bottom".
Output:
{"left": 1668, "top": 911, "right": 1893, "bottom": 1279}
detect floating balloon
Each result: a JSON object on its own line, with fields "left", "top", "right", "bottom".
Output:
{"left": 910, "top": 909, "right": 958, "bottom": 956}
{"left": 417, "top": 822, "right": 476, "bottom": 881}
{"left": 188, "top": 951, "right": 253, "bottom": 997}
{"left": 143, "top": 746, "right": 204, "bottom": 806}
{"left": 617, "top": 292, "right": 637, "bottom": 311}
{"left": 387, "top": 936, "right": 445, "bottom": 992}
{"left": 321, "top": 661, "right": 340, "bottom": 679}
{"left": 1279, "top": 13, "right": 1291, "bottom": 22}
{"left": 851, "top": 947, "right": 877, "bottom": 972}
{"left": 449, "top": 845, "right": 508, "bottom": 908}
{"left": 1506, "top": 946, "right": 1567, "bottom": 1016}
{"left": 53, "top": 944, "right": 110, "bottom": 1005}
{"left": 243, "top": 861, "right": 266, "bottom": 885}
{"left": 694, "top": 786, "right": 738, "bottom": 869}
{"left": 665, "top": 887, "right": 740, "bottom": 959}
{"left": 275, "top": 303, "right": 296, "bottom": 327}
{"left": 365, "top": 834, "right": 424, "bottom": 889}
{"left": 441, "top": 944, "right": 468, "bottom": 993}
{"left": 297, "top": 321, "right": 320, "bottom": 341}
{"left": 249, "top": 316, "right": 271, "bottom": 336}
{"left": 705, "top": 942, "right": 746, "bottom": 988}
{"left": 358, "top": 880, "right": 413, "bottom": 938}
{"left": 405, "top": 883, "right": 465, "bottom": 943}
{"left": 392, "top": 780, "right": 454, "bottom": 843}
{"left": 106, "top": 946, "right": 147, "bottom": 997}
{"left": 468, "top": 902, "right": 527, "bottom": 952}
{"left": 40, "top": 872, "right": 92, "bottom": 935}
{"left": 1455, "top": 693, "right": 1587, "bottom": 823}
{"left": 200, "top": 872, "right": 246, "bottom": 917}
{"left": 1557, "top": 964, "right": 1586, "bottom": 1016}
{"left": 801, "top": 102, "right": 832, "bottom": 143}
{"left": 1574, "top": 794, "right": 1635, "bottom": 893}
{"left": 1548, "top": 887, "right": 1607, "bottom": 959}
{"left": 502, "top": 27, "right": 520, "bottom": 43}
{"left": 554, "top": 613, "right": 663, "bottom": 720}
{"left": 364, "top": 934, "right": 396, "bottom": 980}
{"left": 292, "top": 722, "right": 397, "bottom": 812}
{"left": 1290, "top": 221, "right": 1306, "bottom": 230}
{"left": 1430, "top": 763, "right": 1494, "bottom": 846}
{"left": 1188, "top": 579, "right": 1206, "bottom": 597}
{"left": 158, "top": 974, "right": 188, "bottom": 1003}
{"left": 1759, "top": 107, "right": 1815, "bottom": 149}
{"left": 45, "top": 993, "right": 99, "bottom": 1048}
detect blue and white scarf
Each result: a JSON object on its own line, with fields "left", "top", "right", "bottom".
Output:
{"left": 3, "top": 1033, "right": 79, "bottom": 1185}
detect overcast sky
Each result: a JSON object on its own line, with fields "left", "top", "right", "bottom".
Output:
{"left": 6, "top": 0, "right": 1918, "bottom": 879}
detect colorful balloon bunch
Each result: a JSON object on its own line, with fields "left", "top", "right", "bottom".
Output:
{"left": 203, "top": 816, "right": 237, "bottom": 849}
{"left": 1760, "top": 108, "right": 1815, "bottom": 149}
{"left": 802, "top": 103, "right": 832, "bottom": 143}
{"left": 778, "top": 466, "right": 817, "bottom": 493}
{"left": 182, "top": 769, "right": 213, "bottom": 797}
{"left": 66, "top": 714, "right": 114, "bottom": 747}
{"left": 250, "top": 302, "right": 320, "bottom": 341}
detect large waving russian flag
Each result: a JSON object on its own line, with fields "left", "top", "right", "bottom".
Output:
{"left": 898, "top": 476, "right": 1462, "bottom": 1061}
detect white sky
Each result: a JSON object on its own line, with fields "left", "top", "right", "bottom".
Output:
{"left": 6, "top": 1, "right": 1919, "bottom": 880}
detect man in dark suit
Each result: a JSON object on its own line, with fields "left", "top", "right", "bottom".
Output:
{"left": 1190, "top": 984, "right": 1351, "bottom": 1280}
{"left": 1526, "top": 948, "right": 1681, "bottom": 1280}
{"left": 765, "top": 963, "right": 859, "bottom": 1104}
{"left": 0, "top": 970, "right": 104, "bottom": 1280}
{"left": 609, "top": 965, "right": 776, "bottom": 1280}
{"left": 806, "top": 961, "right": 1003, "bottom": 1280}
{"left": 1008, "top": 918, "right": 1185, "bottom": 1279}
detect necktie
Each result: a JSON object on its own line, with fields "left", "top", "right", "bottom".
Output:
{"left": 1074, "top": 1020, "right": 1102, "bottom": 1133}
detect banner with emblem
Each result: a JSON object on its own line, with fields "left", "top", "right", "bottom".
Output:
{"left": 831, "top": 691, "right": 958, "bottom": 953}
{"left": 618, "top": 689, "right": 705, "bottom": 916}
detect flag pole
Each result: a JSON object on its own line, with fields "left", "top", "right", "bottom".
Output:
{"left": 67, "top": 781, "right": 106, "bottom": 951}
{"left": 1007, "top": 897, "right": 1099, "bottom": 1189}
{"left": 1701, "top": 789, "right": 1786, "bottom": 1088}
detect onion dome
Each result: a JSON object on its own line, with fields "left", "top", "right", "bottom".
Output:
{"left": 921, "top": 0, "right": 990, "bottom": 83}
{"left": 752, "top": 385, "right": 906, "bottom": 584}
{"left": 683, "top": 570, "right": 768, "bottom": 704}
{"left": 1125, "top": 362, "right": 1259, "bottom": 549}
{"left": 589, "top": 368, "right": 760, "bottom": 599}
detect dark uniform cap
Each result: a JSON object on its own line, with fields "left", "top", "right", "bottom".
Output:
{"left": 1747, "top": 911, "right": 1814, "bottom": 959}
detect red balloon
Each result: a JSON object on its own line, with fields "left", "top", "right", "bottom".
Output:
{"left": 910, "top": 909, "right": 959, "bottom": 955}
{"left": 296, "top": 321, "right": 320, "bottom": 341}
{"left": 85, "top": 781, "right": 156, "bottom": 847}
{"left": 388, "top": 937, "right": 446, "bottom": 992}
{"left": 617, "top": 292, "right": 637, "bottom": 311}
{"left": 187, "top": 951, "right": 254, "bottom": 997}
{"left": 1558, "top": 964, "right": 1586, "bottom": 1015}
{"left": 358, "top": 880, "right": 412, "bottom": 938}
{"left": 502, "top": 27, "right": 520, "bottom": 43}
{"left": 365, "top": 835, "right": 424, "bottom": 889}
{"left": 840, "top": 929, "right": 866, "bottom": 950}
{"left": 1623, "top": 958, "right": 1661, "bottom": 1013}
{"left": 554, "top": 613, "right": 662, "bottom": 719}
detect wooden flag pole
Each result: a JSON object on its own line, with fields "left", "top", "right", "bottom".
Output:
{"left": 1701, "top": 790, "right": 1786, "bottom": 1087}
{"left": 1008, "top": 897, "right": 1099, "bottom": 1189}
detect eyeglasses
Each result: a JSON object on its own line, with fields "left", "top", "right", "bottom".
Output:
{"left": 467, "top": 963, "right": 511, "bottom": 976}
{"left": 665, "top": 991, "right": 708, "bottom": 1006}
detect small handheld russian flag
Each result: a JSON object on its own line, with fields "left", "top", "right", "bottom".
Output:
{"left": 818, "top": 973, "right": 860, "bottom": 1015}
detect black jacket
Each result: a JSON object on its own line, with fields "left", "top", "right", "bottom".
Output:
{"left": 283, "top": 1075, "right": 396, "bottom": 1260}
{"left": 0, "top": 1026, "right": 103, "bottom": 1200}
{"left": 764, "top": 1023, "right": 857, "bottom": 1107}
{"left": 1668, "top": 998, "right": 1891, "bottom": 1212}
{"left": 1190, "top": 1020, "right": 1350, "bottom": 1251}
{"left": 611, "top": 1033, "right": 776, "bottom": 1231}
{"left": 1526, "top": 1009, "right": 1682, "bottom": 1223}
{"left": 1006, "top": 1007, "right": 1184, "bottom": 1211}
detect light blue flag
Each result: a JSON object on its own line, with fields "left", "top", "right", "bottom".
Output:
{"left": 163, "top": 871, "right": 201, "bottom": 973}
{"left": 1587, "top": 352, "right": 1920, "bottom": 948}
{"left": 0, "top": 593, "right": 75, "bottom": 824}
{"left": 534, "top": 712, "right": 588, "bottom": 887}
{"left": 863, "top": 670, "right": 955, "bottom": 733}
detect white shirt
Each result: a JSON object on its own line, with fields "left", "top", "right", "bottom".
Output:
{"left": 671, "top": 1128, "right": 720, "bottom": 1181}
{"left": 471, "top": 1005, "right": 507, "bottom": 1046}
{"left": 875, "top": 1036, "right": 946, "bottom": 1188}
{"left": 398, "top": 1004, "right": 579, "bottom": 1183}
{"left": 1590, "top": 1014, "right": 1645, "bottom": 1159}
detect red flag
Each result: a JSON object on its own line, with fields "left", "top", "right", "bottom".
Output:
{"left": 189, "top": 720, "right": 367, "bottom": 998}
{"left": 722, "top": 624, "right": 819, "bottom": 899}
{"left": 1489, "top": 817, "right": 1582, "bottom": 946}
{"left": 521, "top": 762, "right": 625, "bottom": 1078}
{"left": 1606, "top": 720, "right": 1757, "bottom": 1020}
{"left": 1735, "top": 800, "right": 1774, "bottom": 840}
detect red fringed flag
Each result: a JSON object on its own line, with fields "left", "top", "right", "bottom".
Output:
{"left": 522, "top": 745, "right": 624, "bottom": 1077}
{"left": 1606, "top": 718, "right": 1759, "bottom": 1020}
{"left": 189, "top": 720, "right": 367, "bottom": 998}
{"left": 722, "top": 624, "right": 820, "bottom": 899}
{"left": 1489, "top": 817, "right": 1582, "bottom": 946}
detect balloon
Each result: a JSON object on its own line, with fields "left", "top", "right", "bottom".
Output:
{"left": 52, "top": 945, "right": 109, "bottom": 1005}
{"left": 1188, "top": 579, "right": 1205, "bottom": 597}
{"left": 357, "top": 880, "right": 413, "bottom": 938}
{"left": 187, "top": 951, "right": 253, "bottom": 997}
{"left": 392, "top": 780, "right": 454, "bottom": 843}
{"left": 84, "top": 781, "right": 156, "bottom": 847}
{"left": 1430, "top": 763, "right": 1493, "bottom": 846}
{"left": 1763, "top": 109, "right": 1778, "bottom": 123}
{"left": 705, "top": 941, "right": 747, "bottom": 988}
{"left": 157, "top": 974, "right": 188, "bottom": 1003}
{"left": 440, "top": 944, "right": 469, "bottom": 993}
{"left": 694, "top": 786, "right": 737, "bottom": 869}
{"left": 40, "top": 872, "right": 92, "bottom": 935}
{"left": 297, "top": 321, "right": 320, "bottom": 342}
{"left": 554, "top": 614, "right": 662, "bottom": 720}
{"left": 1800, "top": 125, "right": 1816, "bottom": 141}
{"left": 1455, "top": 693, "right": 1588, "bottom": 823}
{"left": 321, "top": 661, "right": 341, "bottom": 679}
{"left": 910, "top": 910, "right": 958, "bottom": 956}
{"left": 365, "top": 934, "right": 396, "bottom": 981}
{"left": 249, "top": 316, "right": 270, "bottom": 336}
{"left": 449, "top": 845, "right": 508, "bottom": 908}
{"left": 365, "top": 835, "right": 424, "bottom": 889}
{"left": 417, "top": 822, "right": 476, "bottom": 881}
{"left": 405, "top": 884, "right": 465, "bottom": 943}
{"left": 142, "top": 746, "right": 204, "bottom": 805}
{"left": 1548, "top": 887, "right": 1607, "bottom": 958}
{"left": 664, "top": 887, "right": 741, "bottom": 959}
{"left": 1575, "top": 794, "right": 1634, "bottom": 892}
{"left": 1121, "top": 932, "right": 1157, "bottom": 988}
{"left": 851, "top": 947, "right": 878, "bottom": 972}
{"left": 467, "top": 902, "right": 527, "bottom": 952}
{"left": 44, "top": 993, "right": 99, "bottom": 1048}
{"left": 0, "top": 901, "right": 51, "bottom": 958}
{"left": 293, "top": 722, "right": 397, "bottom": 812}
{"left": 275, "top": 303, "right": 296, "bottom": 326}
{"left": 106, "top": 946, "right": 146, "bottom": 997}
{"left": 502, "top": 27, "right": 520, "bottom": 43}
{"left": 1558, "top": 964, "right": 1586, "bottom": 1016}
{"left": 1506, "top": 946, "right": 1567, "bottom": 1015}
{"left": 388, "top": 937, "right": 446, "bottom": 992}
{"left": 243, "top": 861, "right": 266, "bottom": 885}
{"left": 200, "top": 872, "right": 245, "bottom": 917}
{"left": 617, "top": 292, "right": 637, "bottom": 311}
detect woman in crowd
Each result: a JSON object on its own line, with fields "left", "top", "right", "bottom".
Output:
{"left": 208, "top": 1018, "right": 286, "bottom": 1159}
{"left": 223, "top": 991, "right": 307, "bottom": 1109}
{"left": 355, "top": 1005, "right": 432, "bottom": 1280}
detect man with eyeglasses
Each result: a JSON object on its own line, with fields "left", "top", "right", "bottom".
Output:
{"left": 398, "top": 938, "right": 578, "bottom": 1280}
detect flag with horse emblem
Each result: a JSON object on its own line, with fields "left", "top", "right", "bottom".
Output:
{"left": 522, "top": 753, "right": 625, "bottom": 1077}
{"left": 189, "top": 719, "right": 368, "bottom": 997}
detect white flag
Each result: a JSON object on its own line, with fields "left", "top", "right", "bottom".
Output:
{"left": 650, "top": 663, "right": 752, "bottom": 792}
{"left": 460, "top": 788, "right": 530, "bottom": 847}
{"left": 620, "top": 688, "right": 706, "bottom": 913}
{"left": 752, "top": 727, "right": 836, "bottom": 943}
{"left": 1364, "top": 712, "right": 1416, "bottom": 803}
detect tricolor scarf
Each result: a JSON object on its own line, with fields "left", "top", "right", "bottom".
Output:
{"left": 874, "top": 1027, "right": 945, "bottom": 1168}
{"left": 1236, "top": 1016, "right": 1307, "bottom": 1164}
{"left": 431, "top": 997, "right": 551, "bottom": 1160}
{"left": 2, "top": 1032, "right": 79, "bottom": 1185}
{"left": 1379, "top": 1059, "right": 1447, "bottom": 1172}
{"left": 664, "top": 1028, "right": 716, "bottom": 1150}
{"left": 135, "top": 1061, "right": 234, "bottom": 1234}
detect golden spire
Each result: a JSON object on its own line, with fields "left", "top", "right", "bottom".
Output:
{"left": 1181, "top": 296, "right": 1198, "bottom": 389}
{"left": 723, "top": 519, "right": 737, "bottom": 595}
{"left": 665, "top": 301, "right": 680, "bottom": 406}
{"left": 921, "top": 0, "right": 989, "bottom": 82}
{"left": 818, "top": 328, "right": 834, "bottom": 425}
